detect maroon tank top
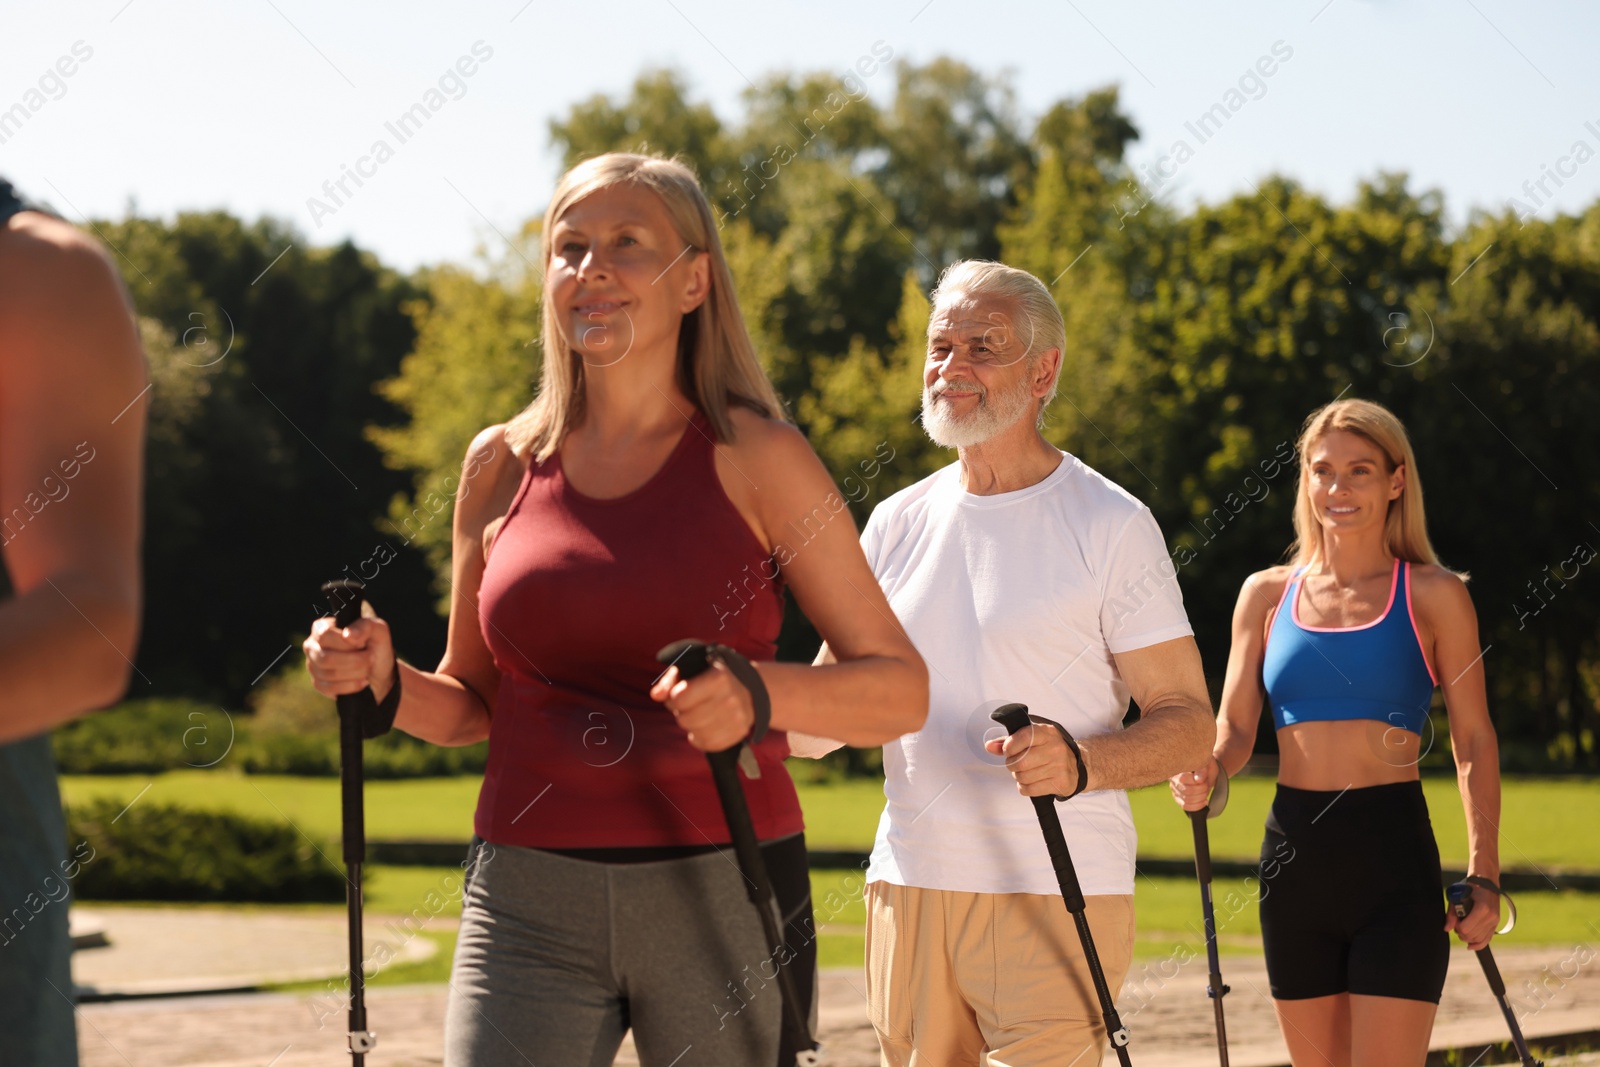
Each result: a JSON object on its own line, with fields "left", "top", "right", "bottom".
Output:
{"left": 474, "top": 406, "right": 803, "bottom": 849}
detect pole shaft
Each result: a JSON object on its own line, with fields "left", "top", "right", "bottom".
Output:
{"left": 1477, "top": 948, "right": 1542, "bottom": 1067}
{"left": 325, "top": 580, "right": 375, "bottom": 1064}
{"left": 706, "top": 748, "right": 812, "bottom": 1047}
{"left": 1189, "top": 809, "right": 1229, "bottom": 1067}
{"left": 661, "top": 641, "right": 819, "bottom": 1064}
{"left": 993, "top": 706, "right": 1132, "bottom": 1067}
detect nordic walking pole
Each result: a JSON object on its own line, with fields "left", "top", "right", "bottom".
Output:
{"left": 1447, "top": 882, "right": 1542, "bottom": 1067}
{"left": 322, "top": 579, "right": 379, "bottom": 1064}
{"left": 991, "top": 703, "right": 1133, "bottom": 1067}
{"left": 1186, "top": 761, "right": 1231, "bottom": 1067}
{"left": 656, "top": 640, "right": 823, "bottom": 1067}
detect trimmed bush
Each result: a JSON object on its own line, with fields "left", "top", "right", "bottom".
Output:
{"left": 238, "top": 655, "right": 487, "bottom": 777}
{"left": 66, "top": 798, "right": 349, "bottom": 902}
{"left": 53, "top": 698, "right": 231, "bottom": 774}
{"left": 51, "top": 665, "right": 488, "bottom": 778}
{"left": 238, "top": 729, "right": 487, "bottom": 778}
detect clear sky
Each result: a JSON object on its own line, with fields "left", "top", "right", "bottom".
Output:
{"left": 3, "top": 0, "right": 1597, "bottom": 271}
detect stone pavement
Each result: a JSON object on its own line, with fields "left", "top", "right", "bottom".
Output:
{"left": 70, "top": 907, "right": 438, "bottom": 997}
{"left": 68, "top": 905, "right": 1600, "bottom": 1066}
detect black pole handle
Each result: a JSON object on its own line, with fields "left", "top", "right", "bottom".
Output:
{"left": 991, "top": 703, "right": 1085, "bottom": 911}
{"left": 660, "top": 638, "right": 714, "bottom": 686}
{"left": 325, "top": 577, "right": 366, "bottom": 631}
{"left": 322, "top": 580, "right": 375, "bottom": 868}
{"left": 1446, "top": 880, "right": 1474, "bottom": 920}
{"left": 1448, "top": 883, "right": 1508, "bottom": 993}
{"left": 1186, "top": 758, "right": 1229, "bottom": 886}
{"left": 991, "top": 702, "right": 1033, "bottom": 735}
{"left": 656, "top": 639, "right": 822, "bottom": 1066}
{"left": 663, "top": 641, "right": 771, "bottom": 899}
{"left": 658, "top": 640, "right": 772, "bottom": 907}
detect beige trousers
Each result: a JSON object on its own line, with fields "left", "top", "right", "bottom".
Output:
{"left": 865, "top": 880, "right": 1136, "bottom": 1067}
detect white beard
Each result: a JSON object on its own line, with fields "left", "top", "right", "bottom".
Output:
{"left": 920, "top": 373, "right": 1036, "bottom": 448}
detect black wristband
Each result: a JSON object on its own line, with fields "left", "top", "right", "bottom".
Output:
{"left": 707, "top": 643, "right": 771, "bottom": 743}
{"left": 364, "top": 659, "right": 400, "bottom": 739}
{"left": 1026, "top": 713, "right": 1088, "bottom": 801}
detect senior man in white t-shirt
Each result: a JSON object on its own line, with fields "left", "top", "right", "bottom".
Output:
{"left": 797, "top": 260, "right": 1216, "bottom": 1066}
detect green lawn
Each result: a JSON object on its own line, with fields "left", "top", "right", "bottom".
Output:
{"left": 58, "top": 767, "right": 1600, "bottom": 988}
{"left": 57, "top": 769, "right": 1600, "bottom": 872}
{"left": 251, "top": 863, "right": 1600, "bottom": 991}
{"left": 792, "top": 774, "right": 1600, "bottom": 871}
{"left": 52, "top": 770, "right": 884, "bottom": 853}
{"left": 59, "top": 772, "right": 484, "bottom": 842}
{"left": 1128, "top": 876, "right": 1600, "bottom": 957}
{"left": 55, "top": 769, "right": 888, "bottom": 849}
{"left": 256, "top": 865, "right": 870, "bottom": 989}
{"left": 57, "top": 769, "right": 1600, "bottom": 873}
{"left": 1126, "top": 776, "right": 1600, "bottom": 872}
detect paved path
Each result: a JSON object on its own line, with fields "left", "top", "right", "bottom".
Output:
{"left": 71, "top": 908, "right": 439, "bottom": 997}
{"left": 68, "top": 907, "right": 1600, "bottom": 1065}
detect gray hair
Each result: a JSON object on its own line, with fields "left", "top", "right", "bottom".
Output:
{"left": 929, "top": 260, "right": 1066, "bottom": 420}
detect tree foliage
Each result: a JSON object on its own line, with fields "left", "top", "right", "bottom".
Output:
{"left": 85, "top": 59, "right": 1600, "bottom": 769}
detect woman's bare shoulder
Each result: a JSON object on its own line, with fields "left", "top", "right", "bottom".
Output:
{"left": 719, "top": 405, "right": 822, "bottom": 488}
{"left": 458, "top": 424, "right": 530, "bottom": 530}
{"left": 1238, "top": 565, "right": 1296, "bottom": 622}
{"left": 723, "top": 403, "right": 805, "bottom": 453}
{"left": 1407, "top": 561, "right": 1474, "bottom": 618}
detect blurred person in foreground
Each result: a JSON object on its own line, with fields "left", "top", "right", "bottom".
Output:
{"left": 0, "top": 176, "right": 147, "bottom": 1066}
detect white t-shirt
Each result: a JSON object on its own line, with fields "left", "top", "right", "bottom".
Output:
{"left": 862, "top": 451, "right": 1193, "bottom": 896}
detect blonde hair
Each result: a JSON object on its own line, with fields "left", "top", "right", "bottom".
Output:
{"left": 505, "top": 153, "right": 787, "bottom": 461}
{"left": 929, "top": 260, "right": 1066, "bottom": 415}
{"left": 1287, "top": 398, "right": 1464, "bottom": 579}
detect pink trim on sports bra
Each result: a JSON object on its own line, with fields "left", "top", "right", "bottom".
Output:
{"left": 1261, "top": 567, "right": 1300, "bottom": 656}
{"left": 1405, "top": 561, "right": 1439, "bottom": 685}
{"left": 1291, "top": 557, "right": 1399, "bottom": 633}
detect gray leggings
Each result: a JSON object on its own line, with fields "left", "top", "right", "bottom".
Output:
{"left": 443, "top": 835, "right": 816, "bottom": 1067}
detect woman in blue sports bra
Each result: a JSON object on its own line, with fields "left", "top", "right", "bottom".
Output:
{"left": 1170, "top": 399, "right": 1508, "bottom": 1067}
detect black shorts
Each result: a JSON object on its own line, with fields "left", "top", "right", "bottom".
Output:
{"left": 1258, "top": 780, "right": 1450, "bottom": 1002}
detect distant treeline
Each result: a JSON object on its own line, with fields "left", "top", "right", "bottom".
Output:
{"left": 85, "top": 59, "right": 1599, "bottom": 770}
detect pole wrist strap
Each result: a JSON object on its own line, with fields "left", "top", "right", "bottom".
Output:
{"left": 1464, "top": 875, "right": 1518, "bottom": 934}
{"left": 1026, "top": 713, "right": 1088, "bottom": 801}
{"left": 707, "top": 643, "right": 771, "bottom": 743}
{"left": 364, "top": 660, "right": 400, "bottom": 739}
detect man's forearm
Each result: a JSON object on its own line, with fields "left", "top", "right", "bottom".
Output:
{"left": 1079, "top": 701, "right": 1216, "bottom": 792}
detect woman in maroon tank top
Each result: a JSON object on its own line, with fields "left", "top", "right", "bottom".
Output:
{"left": 305, "top": 153, "right": 927, "bottom": 1066}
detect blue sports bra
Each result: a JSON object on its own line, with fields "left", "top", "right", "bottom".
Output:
{"left": 1262, "top": 558, "right": 1437, "bottom": 735}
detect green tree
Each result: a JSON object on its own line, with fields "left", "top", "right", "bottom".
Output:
{"left": 368, "top": 245, "right": 542, "bottom": 613}
{"left": 550, "top": 69, "right": 734, "bottom": 192}
{"left": 96, "top": 213, "right": 433, "bottom": 704}
{"left": 801, "top": 269, "right": 948, "bottom": 515}
{"left": 877, "top": 58, "right": 1034, "bottom": 274}
{"left": 1413, "top": 206, "right": 1600, "bottom": 766}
